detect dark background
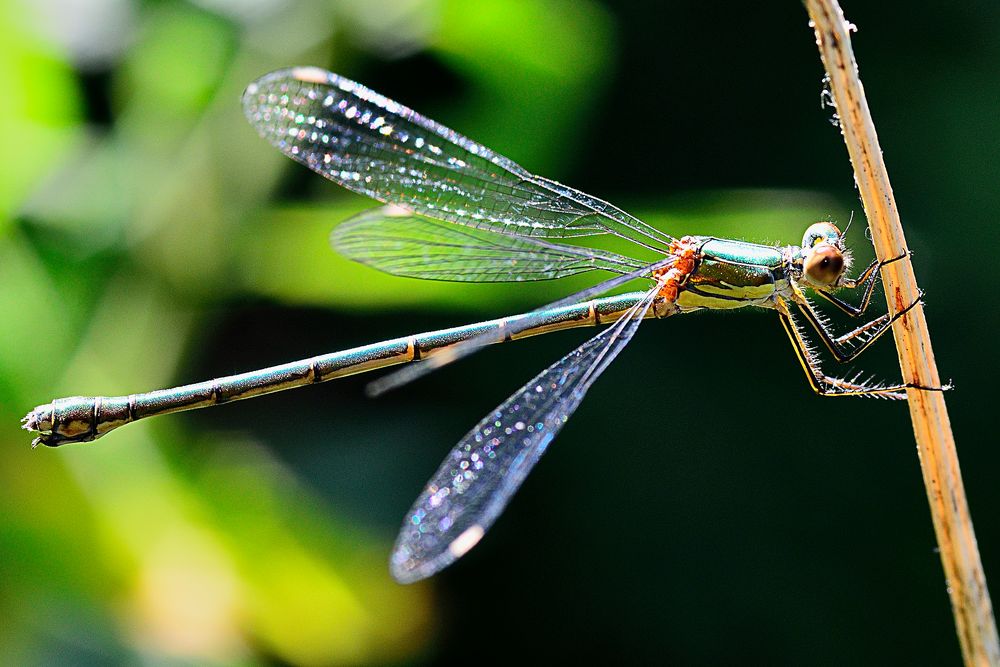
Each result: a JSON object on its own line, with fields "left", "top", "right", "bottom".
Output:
{"left": 1, "top": 0, "right": 996, "bottom": 664}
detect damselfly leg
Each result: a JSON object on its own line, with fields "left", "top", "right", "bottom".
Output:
{"left": 793, "top": 289, "right": 921, "bottom": 363}
{"left": 776, "top": 292, "right": 943, "bottom": 398}
{"left": 813, "top": 250, "right": 910, "bottom": 317}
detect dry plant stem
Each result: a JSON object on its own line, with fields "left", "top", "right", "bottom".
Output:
{"left": 804, "top": 1, "right": 999, "bottom": 664}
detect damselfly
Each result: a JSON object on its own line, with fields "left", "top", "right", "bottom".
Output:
{"left": 23, "top": 67, "right": 943, "bottom": 583}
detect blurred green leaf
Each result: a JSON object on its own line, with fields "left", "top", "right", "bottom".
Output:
{"left": 119, "top": 4, "right": 235, "bottom": 121}
{"left": 0, "top": 0, "right": 83, "bottom": 224}
{"left": 433, "top": 0, "right": 614, "bottom": 174}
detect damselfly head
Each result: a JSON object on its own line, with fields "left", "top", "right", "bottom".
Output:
{"left": 799, "top": 222, "right": 851, "bottom": 287}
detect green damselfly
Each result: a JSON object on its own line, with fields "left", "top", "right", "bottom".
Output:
{"left": 23, "top": 67, "right": 943, "bottom": 583}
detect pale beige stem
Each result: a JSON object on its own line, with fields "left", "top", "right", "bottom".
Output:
{"left": 803, "top": 2, "right": 998, "bottom": 664}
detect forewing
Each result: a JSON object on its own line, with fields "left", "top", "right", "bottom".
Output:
{"left": 390, "top": 285, "right": 660, "bottom": 583}
{"left": 331, "top": 206, "right": 645, "bottom": 282}
{"left": 243, "top": 67, "right": 674, "bottom": 251}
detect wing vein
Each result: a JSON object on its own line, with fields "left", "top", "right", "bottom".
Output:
{"left": 389, "top": 284, "right": 660, "bottom": 582}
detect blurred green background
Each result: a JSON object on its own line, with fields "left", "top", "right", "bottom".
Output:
{"left": 1, "top": 0, "right": 997, "bottom": 664}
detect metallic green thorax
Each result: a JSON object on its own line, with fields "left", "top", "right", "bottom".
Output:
{"left": 676, "top": 237, "right": 788, "bottom": 311}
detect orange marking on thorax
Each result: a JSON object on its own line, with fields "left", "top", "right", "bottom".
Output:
{"left": 653, "top": 237, "right": 699, "bottom": 302}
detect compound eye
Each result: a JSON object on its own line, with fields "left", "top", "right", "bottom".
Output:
{"left": 802, "top": 222, "right": 842, "bottom": 248}
{"left": 804, "top": 244, "right": 845, "bottom": 286}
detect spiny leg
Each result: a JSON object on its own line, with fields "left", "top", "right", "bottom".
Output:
{"left": 793, "top": 287, "right": 922, "bottom": 363}
{"left": 814, "top": 250, "right": 910, "bottom": 317}
{"left": 774, "top": 297, "right": 936, "bottom": 399}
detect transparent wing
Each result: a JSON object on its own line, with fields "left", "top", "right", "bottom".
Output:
{"left": 331, "top": 205, "right": 646, "bottom": 282}
{"left": 390, "top": 285, "right": 661, "bottom": 583}
{"left": 243, "top": 67, "right": 675, "bottom": 252}
{"left": 366, "top": 254, "right": 674, "bottom": 397}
